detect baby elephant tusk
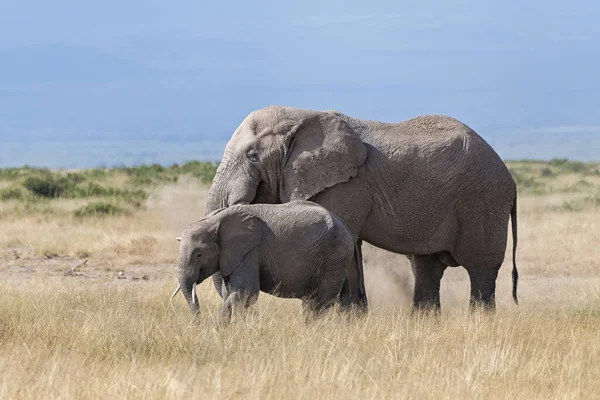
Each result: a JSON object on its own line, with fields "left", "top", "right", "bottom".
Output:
{"left": 192, "top": 282, "right": 197, "bottom": 305}
{"left": 169, "top": 285, "right": 181, "bottom": 302}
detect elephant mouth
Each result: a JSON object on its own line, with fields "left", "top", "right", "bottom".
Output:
{"left": 252, "top": 181, "right": 277, "bottom": 204}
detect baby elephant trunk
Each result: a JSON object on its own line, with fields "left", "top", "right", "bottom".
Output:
{"left": 178, "top": 268, "right": 200, "bottom": 315}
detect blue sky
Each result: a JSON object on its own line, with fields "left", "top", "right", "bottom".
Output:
{"left": 1, "top": 0, "right": 599, "bottom": 166}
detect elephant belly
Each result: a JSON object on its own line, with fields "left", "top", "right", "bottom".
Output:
{"left": 360, "top": 203, "right": 459, "bottom": 256}
{"left": 360, "top": 223, "right": 451, "bottom": 255}
{"left": 258, "top": 269, "right": 309, "bottom": 299}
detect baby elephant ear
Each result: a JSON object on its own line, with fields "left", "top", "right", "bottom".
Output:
{"left": 217, "top": 207, "right": 262, "bottom": 277}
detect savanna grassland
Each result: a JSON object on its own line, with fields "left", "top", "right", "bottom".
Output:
{"left": 1, "top": 159, "right": 600, "bottom": 399}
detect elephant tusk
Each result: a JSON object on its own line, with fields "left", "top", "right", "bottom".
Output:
{"left": 192, "top": 282, "right": 197, "bottom": 304}
{"left": 170, "top": 285, "right": 181, "bottom": 302}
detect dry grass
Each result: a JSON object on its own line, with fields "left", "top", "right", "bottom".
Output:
{"left": 2, "top": 277, "right": 600, "bottom": 399}
{"left": 1, "top": 165, "right": 600, "bottom": 399}
{"left": 0, "top": 177, "right": 208, "bottom": 265}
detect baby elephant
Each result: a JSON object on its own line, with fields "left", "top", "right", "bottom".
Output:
{"left": 170, "top": 201, "right": 367, "bottom": 322}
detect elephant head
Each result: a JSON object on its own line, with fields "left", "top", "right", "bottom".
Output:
{"left": 172, "top": 207, "right": 262, "bottom": 314}
{"left": 205, "top": 106, "right": 368, "bottom": 214}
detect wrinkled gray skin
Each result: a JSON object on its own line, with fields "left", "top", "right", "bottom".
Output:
{"left": 206, "top": 106, "right": 519, "bottom": 311}
{"left": 176, "top": 201, "right": 365, "bottom": 322}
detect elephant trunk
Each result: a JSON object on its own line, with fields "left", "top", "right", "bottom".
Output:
{"left": 178, "top": 267, "right": 200, "bottom": 315}
{"left": 206, "top": 154, "right": 237, "bottom": 214}
{"left": 206, "top": 155, "right": 259, "bottom": 214}
{"left": 206, "top": 179, "right": 228, "bottom": 214}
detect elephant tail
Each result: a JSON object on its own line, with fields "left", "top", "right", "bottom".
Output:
{"left": 511, "top": 194, "right": 519, "bottom": 305}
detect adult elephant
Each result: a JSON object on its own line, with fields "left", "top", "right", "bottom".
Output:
{"left": 205, "top": 106, "right": 518, "bottom": 311}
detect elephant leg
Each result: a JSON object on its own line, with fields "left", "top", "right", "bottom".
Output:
{"left": 408, "top": 254, "right": 447, "bottom": 311}
{"left": 465, "top": 263, "right": 500, "bottom": 311}
{"left": 218, "top": 290, "right": 259, "bottom": 324}
{"left": 219, "top": 291, "right": 244, "bottom": 324}
{"left": 339, "top": 278, "right": 351, "bottom": 309}
{"left": 339, "top": 240, "right": 368, "bottom": 313}
{"left": 355, "top": 239, "right": 368, "bottom": 310}
{"left": 302, "top": 297, "right": 335, "bottom": 322}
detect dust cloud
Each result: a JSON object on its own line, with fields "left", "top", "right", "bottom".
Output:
{"left": 362, "top": 244, "right": 414, "bottom": 310}
{"left": 146, "top": 175, "right": 210, "bottom": 235}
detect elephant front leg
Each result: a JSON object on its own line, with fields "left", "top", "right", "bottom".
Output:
{"left": 339, "top": 240, "right": 368, "bottom": 313}
{"left": 355, "top": 239, "right": 368, "bottom": 310}
{"left": 218, "top": 290, "right": 259, "bottom": 324}
{"left": 218, "top": 263, "right": 260, "bottom": 324}
{"left": 218, "top": 292, "right": 245, "bottom": 324}
{"left": 408, "top": 254, "right": 447, "bottom": 312}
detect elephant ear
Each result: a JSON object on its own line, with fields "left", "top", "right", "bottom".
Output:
{"left": 281, "top": 112, "right": 367, "bottom": 201}
{"left": 217, "top": 207, "right": 262, "bottom": 277}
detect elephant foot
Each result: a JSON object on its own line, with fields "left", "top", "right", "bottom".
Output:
{"left": 217, "top": 304, "right": 232, "bottom": 325}
{"left": 466, "top": 262, "right": 500, "bottom": 313}
{"left": 411, "top": 300, "right": 442, "bottom": 316}
{"left": 302, "top": 298, "right": 335, "bottom": 323}
{"left": 218, "top": 292, "right": 249, "bottom": 325}
{"left": 468, "top": 294, "right": 496, "bottom": 313}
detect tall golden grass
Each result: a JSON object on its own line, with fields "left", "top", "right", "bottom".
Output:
{"left": 1, "top": 172, "right": 600, "bottom": 399}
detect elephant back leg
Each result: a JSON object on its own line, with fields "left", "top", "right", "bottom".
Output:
{"left": 304, "top": 261, "right": 348, "bottom": 320}
{"left": 454, "top": 207, "right": 510, "bottom": 311}
{"left": 408, "top": 254, "right": 447, "bottom": 311}
{"left": 301, "top": 297, "right": 336, "bottom": 322}
{"left": 465, "top": 262, "right": 501, "bottom": 311}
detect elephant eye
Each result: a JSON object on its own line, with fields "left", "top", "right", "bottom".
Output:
{"left": 196, "top": 253, "right": 202, "bottom": 259}
{"left": 247, "top": 149, "right": 259, "bottom": 163}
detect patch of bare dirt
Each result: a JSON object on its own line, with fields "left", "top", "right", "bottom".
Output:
{"left": 0, "top": 247, "right": 176, "bottom": 286}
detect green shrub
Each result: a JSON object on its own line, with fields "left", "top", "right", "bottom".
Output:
{"left": 74, "top": 202, "right": 130, "bottom": 218}
{"left": 42, "top": 180, "right": 147, "bottom": 204}
{"left": 120, "top": 164, "right": 168, "bottom": 185}
{"left": 64, "top": 182, "right": 121, "bottom": 198}
{"left": 0, "top": 186, "right": 25, "bottom": 201}
{"left": 549, "top": 158, "right": 588, "bottom": 173}
{"left": 509, "top": 168, "right": 545, "bottom": 193}
{"left": 117, "top": 161, "right": 218, "bottom": 185}
{"left": 562, "top": 180, "right": 593, "bottom": 193}
{"left": 83, "top": 168, "right": 109, "bottom": 180}
{"left": 66, "top": 172, "right": 85, "bottom": 185}
{"left": 0, "top": 168, "right": 22, "bottom": 181}
{"left": 585, "top": 195, "right": 600, "bottom": 208}
{"left": 562, "top": 200, "right": 581, "bottom": 212}
{"left": 179, "top": 161, "right": 218, "bottom": 183}
{"left": 23, "top": 175, "right": 74, "bottom": 198}
{"left": 540, "top": 168, "right": 554, "bottom": 177}
{"left": 561, "top": 195, "right": 600, "bottom": 212}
